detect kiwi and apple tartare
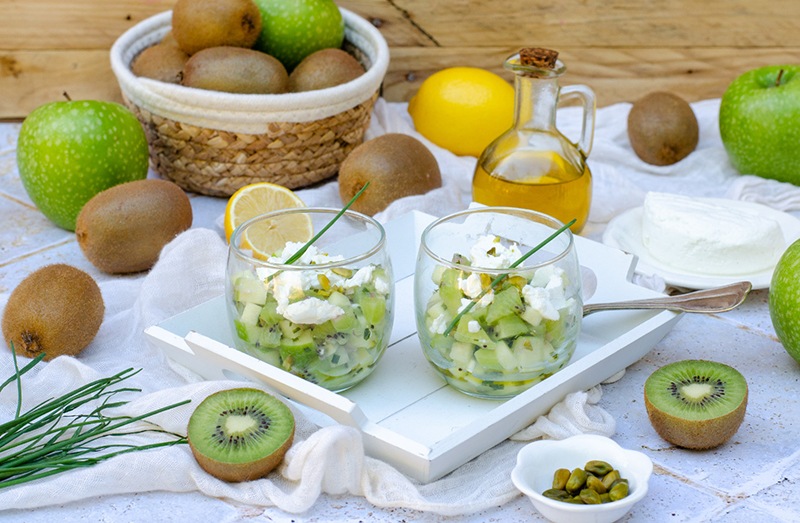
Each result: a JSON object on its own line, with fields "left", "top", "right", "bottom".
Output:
{"left": 418, "top": 235, "right": 580, "bottom": 398}
{"left": 229, "top": 241, "right": 392, "bottom": 392}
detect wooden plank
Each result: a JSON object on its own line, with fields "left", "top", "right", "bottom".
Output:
{"left": 384, "top": 46, "right": 800, "bottom": 106}
{"left": 5, "top": 46, "right": 800, "bottom": 119}
{"left": 0, "top": 0, "right": 429, "bottom": 50}
{"left": 0, "top": 0, "right": 174, "bottom": 49}
{"left": 0, "top": 51, "right": 123, "bottom": 119}
{"left": 394, "top": 0, "right": 800, "bottom": 48}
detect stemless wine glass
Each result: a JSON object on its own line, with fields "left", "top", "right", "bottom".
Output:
{"left": 226, "top": 208, "right": 394, "bottom": 392}
{"left": 414, "top": 207, "right": 582, "bottom": 399}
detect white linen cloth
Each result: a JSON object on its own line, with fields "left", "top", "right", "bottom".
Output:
{"left": 2, "top": 96, "right": 799, "bottom": 513}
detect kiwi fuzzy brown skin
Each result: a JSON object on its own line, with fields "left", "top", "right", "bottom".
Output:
{"left": 2, "top": 264, "right": 104, "bottom": 360}
{"left": 131, "top": 44, "right": 189, "bottom": 84}
{"left": 338, "top": 133, "right": 442, "bottom": 216}
{"left": 182, "top": 46, "right": 288, "bottom": 94}
{"left": 75, "top": 179, "right": 193, "bottom": 274}
{"left": 627, "top": 91, "right": 699, "bottom": 166}
{"left": 187, "top": 388, "right": 295, "bottom": 482}
{"left": 288, "top": 48, "right": 365, "bottom": 93}
{"left": 644, "top": 360, "right": 748, "bottom": 450}
{"left": 171, "top": 0, "right": 262, "bottom": 56}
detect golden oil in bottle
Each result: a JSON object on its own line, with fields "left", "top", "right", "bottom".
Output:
{"left": 473, "top": 149, "right": 592, "bottom": 232}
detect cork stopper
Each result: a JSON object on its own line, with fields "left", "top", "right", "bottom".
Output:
{"left": 519, "top": 48, "right": 559, "bottom": 70}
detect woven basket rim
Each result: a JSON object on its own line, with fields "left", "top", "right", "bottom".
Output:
{"left": 110, "top": 8, "right": 389, "bottom": 133}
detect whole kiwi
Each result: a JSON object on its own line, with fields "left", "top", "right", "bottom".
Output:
{"left": 288, "top": 48, "right": 365, "bottom": 93}
{"left": 628, "top": 92, "right": 699, "bottom": 166}
{"left": 75, "top": 179, "right": 193, "bottom": 274}
{"left": 2, "top": 264, "right": 104, "bottom": 360}
{"left": 131, "top": 44, "right": 190, "bottom": 84}
{"left": 171, "top": 0, "right": 262, "bottom": 56}
{"left": 182, "top": 46, "right": 288, "bottom": 94}
{"left": 338, "top": 133, "right": 442, "bottom": 216}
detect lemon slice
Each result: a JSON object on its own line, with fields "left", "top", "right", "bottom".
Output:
{"left": 224, "top": 183, "right": 312, "bottom": 259}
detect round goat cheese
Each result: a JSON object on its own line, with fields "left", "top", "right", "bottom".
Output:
{"left": 642, "top": 192, "right": 785, "bottom": 275}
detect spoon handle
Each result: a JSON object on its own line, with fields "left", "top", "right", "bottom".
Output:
{"left": 582, "top": 281, "right": 752, "bottom": 316}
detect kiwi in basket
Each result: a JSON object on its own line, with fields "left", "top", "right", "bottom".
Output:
{"left": 172, "top": 0, "right": 262, "bottom": 55}
{"left": 182, "top": 46, "right": 289, "bottom": 94}
{"left": 289, "top": 48, "right": 365, "bottom": 93}
{"left": 131, "top": 44, "right": 189, "bottom": 84}
{"left": 188, "top": 388, "right": 295, "bottom": 482}
{"left": 644, "top": 359, "right": 747, "bottom": 449}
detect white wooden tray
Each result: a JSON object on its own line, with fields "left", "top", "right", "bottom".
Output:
{"left": 144, "top": 211, "right": 681, "bottom": 483}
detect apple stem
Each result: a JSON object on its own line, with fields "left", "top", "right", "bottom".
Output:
{"left": 62, "top": 92, "right": 72, "bottom": 102}
{"left": 776, "top": 69, "right": 785, "bottom": 87}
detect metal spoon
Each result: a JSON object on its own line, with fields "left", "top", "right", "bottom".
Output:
{"left": 582, "top": 281, "right": 752, "bottom": 316}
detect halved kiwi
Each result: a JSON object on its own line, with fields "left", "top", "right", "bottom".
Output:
{"left": 644, "top": 360, "right": 747, "bottom": 449}
{"left": 187, "top": 388, "right": 294, "bottom": 482}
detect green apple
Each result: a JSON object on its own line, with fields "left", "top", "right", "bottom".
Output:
{"left": 16, "top": 100, "right": 149, "bottom": 231}
{"left": 719, "top": 65, "right": 800, "bottom": 185}
{"left": 252, "top": 0, "right": 345, "bottom": 71}
{"left": 770, "top": 238, "right": 800, "bottom": 364}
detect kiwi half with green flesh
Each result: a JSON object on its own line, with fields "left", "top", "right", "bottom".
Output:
{"left": 188, "top": 388, "right": 294, "bottom": 482}
{"left": 644, "top": 360, "right": 747, "bottom": 449}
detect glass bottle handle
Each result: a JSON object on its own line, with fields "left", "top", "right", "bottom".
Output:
{"left": 559, "top": 85, "right": 596, "bottom": 158}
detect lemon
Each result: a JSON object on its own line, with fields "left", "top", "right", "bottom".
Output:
{"left": 224, "top": 182, "right": 312, "bottom": 259}
{"left": 408, "top": 67, "right": 515, "bottom": 157}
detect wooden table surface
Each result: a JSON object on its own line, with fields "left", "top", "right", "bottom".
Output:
{"left": 3, "top": 0, "right": 800, "bottom": 119}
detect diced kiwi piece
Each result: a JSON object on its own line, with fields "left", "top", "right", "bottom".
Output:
{"left": 432, "top": 334, "right": 455, "bottom": 355}
{"left": 494, "top": 340, "right": 518, "bottom": 372}
{"left": 279, "top": 331, "right": 317, "bottom": 371}
{"left": 311, "top": 321, "right": 337, "bottom": 340}
{"left": 454, "top": 314, "right": 494, "bottom": 349}
{"left": 187, "top": 388, "right": 294, "bottom": 482}
{"left": 234, "top": 275, "right": 267, "bottom": 305}
{"left": 474, "top": 348, "right": 504, "bottom": 372}
{"left": 327, "top": 291, "right": 356, "bottom": 331}
{"left": 257, "top": 324, "right": 282, "bottom": 349}
{"left": 240, "top": 302, "right": 262, "bottom": 326}
{"left": 449, "top": 341, "right": 475, "bottom": 366}
{"left": 493, "top": 314, "right": 531, "bottom": 340}
{"left": 546, "top": 314, "right": 566, "bottom": 341}
{"left": 520, "top": 306, "right": 543, "bottom": 327}
{"left": 360, "top": 296, "right": 386, "bottom": 325}
{"left": 440, "top": 268, "right": 461, "bottom": 289}
{"left": 259, "top": 299, "right": 282, "bottom": 326}
{"left": 278, "top": 320, "right": 304, "bottom": 340}
{"left": 235, "top": 320, "right": 263, "bottom": 344}
{"left": 512, "top": 335, "right": 551, "bottom": 356}
{"left": 486, "top": 287, "right": 524, "bottom": 325}
{"left": 432, "top": 264, "right": 447, "bottom": 285}
{"left": 439, "top": 285, "right": 463, "bottom": 312}
{"left": 427, "top": 300, "right": 446, "bottom": 320}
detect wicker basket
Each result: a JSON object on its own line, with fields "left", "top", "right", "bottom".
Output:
{"left": 110, "top": 9, "right": 389, "bottom": 197}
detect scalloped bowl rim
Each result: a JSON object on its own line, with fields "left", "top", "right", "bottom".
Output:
{"left": 511, "top": 434, "right": 653, "bottom": 521}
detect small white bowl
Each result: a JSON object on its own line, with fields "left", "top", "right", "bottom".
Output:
{"left": 511, "top": 434, "right": 653, "bottom": 523}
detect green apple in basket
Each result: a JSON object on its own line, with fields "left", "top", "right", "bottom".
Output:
{"left": 252, "top": 0, "right": 345, "bottom": 71}
{"left": 719, "top": 65, "right": 800, "bottom": 185}
{"left": 16, "top": 100, "right": 149, "bottom": 231}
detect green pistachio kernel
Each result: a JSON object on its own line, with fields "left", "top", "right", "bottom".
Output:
{"left": 552, "top": 468, "right": 570, "bottom": 490}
